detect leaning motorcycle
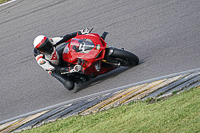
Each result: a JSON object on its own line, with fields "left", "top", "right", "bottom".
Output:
{"left": 56, "top": 29, "right": 139, "bottom": 90}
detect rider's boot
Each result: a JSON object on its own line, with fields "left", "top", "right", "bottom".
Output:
{"left": 51, "top": 71, "right": 74, "bottom": 91}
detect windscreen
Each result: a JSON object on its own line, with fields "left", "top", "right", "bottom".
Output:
{"left": 71, "top": 38, "right": 95, "bottom": 53}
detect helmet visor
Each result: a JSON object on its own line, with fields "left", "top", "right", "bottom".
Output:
{"left": 37, "top": 39, "right": 54, "bottom": 54}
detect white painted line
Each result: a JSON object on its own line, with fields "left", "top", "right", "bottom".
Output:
{"left": 0, "top": 0, "right": 17, "bottom": 7}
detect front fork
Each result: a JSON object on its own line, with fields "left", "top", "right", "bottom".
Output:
{"left": 104, "top": 47, "right": 120, "bottom": 67}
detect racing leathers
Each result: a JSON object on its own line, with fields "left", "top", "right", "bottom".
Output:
{"left": 33, "top": 30, "right": 87, "bottom": 90}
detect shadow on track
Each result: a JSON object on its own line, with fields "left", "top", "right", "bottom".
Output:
{"left": 74, "top": 61, "right": 143, "bottom": 93}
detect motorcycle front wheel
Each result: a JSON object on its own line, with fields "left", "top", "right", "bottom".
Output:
{"left": 108, "top": 48, "right": 139, "bottom": 67}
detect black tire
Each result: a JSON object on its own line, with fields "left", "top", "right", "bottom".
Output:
{"left": 51, "top": 72, "right": 75, "bottom": 91}
{"left": 63, "top": 78, "right": 75, "bottom": 91}
{"left": 109, "top": 48, "right": 139, "bottom": 67}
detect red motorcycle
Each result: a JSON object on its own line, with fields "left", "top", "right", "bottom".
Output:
{"left": 57, "top": 30, "right": 139, "bottom": 90}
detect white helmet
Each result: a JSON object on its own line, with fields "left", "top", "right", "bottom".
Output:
{"left": 33, "top": 35, "right": 54, "bottom": 54}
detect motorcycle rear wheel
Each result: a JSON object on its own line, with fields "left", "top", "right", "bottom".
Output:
{"left": 109, "top": 48, "right": 139, "bottom": 67}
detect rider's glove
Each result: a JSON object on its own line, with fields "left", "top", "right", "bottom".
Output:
{"left": 79, "top": 28, "right": 90, "bottom": 34}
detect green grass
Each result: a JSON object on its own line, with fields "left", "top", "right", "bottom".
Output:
{"left": 22, "top": 87, "right": 200, "bottom": 133}
{"left": 0, "top": 0, "right": 9, "bottom": 4}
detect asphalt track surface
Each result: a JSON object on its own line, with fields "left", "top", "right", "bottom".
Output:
{"left": 0, "top": 0, "right": 199, "bottom": 121}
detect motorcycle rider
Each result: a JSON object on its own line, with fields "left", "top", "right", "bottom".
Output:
{"left": 33, "top": 28, "right": 90, "bottom": 90}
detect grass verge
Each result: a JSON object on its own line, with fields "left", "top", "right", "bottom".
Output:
{"left": 22, "top": 87, "right": 200, "bottom": 133}
{"left": 0, "top": 0, "right": 10, "bottom": 4}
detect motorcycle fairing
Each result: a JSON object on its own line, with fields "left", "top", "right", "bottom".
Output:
{"left": 62, "top": 33, "right": 116, "bottom": 76}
